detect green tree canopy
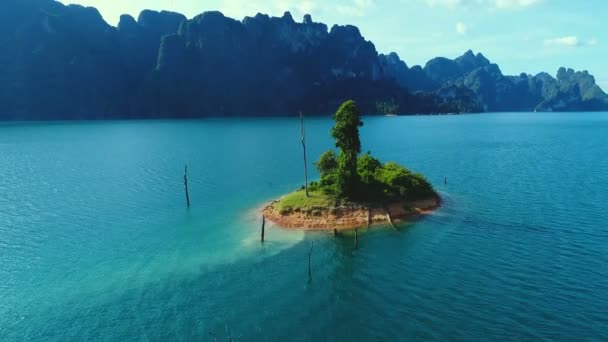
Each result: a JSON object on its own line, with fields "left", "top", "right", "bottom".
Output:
{"left": 315, "top": 150, "right": 338, "bottom": 174}
{"left": 312, "top": 100, "right": 435, "bottom": 202}
{"left": 331, "top": 100, "right": 364, "bottom": 154}
{"left": 330, "top": 100, "right": 364, "bottom": 198}
{"left": 357, "top": 152, "right": 382, "bottom": 184}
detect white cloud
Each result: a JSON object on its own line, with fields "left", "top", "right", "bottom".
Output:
{"left": 297, "top": 0, "right": 317, "bottom": 14}
{"left": 544, "top": 36, "right": 579, "bottom": 47}
{"left": 456, "top": 21, "right": 468, "bottom": 34}
{"left": 494, "top": 0, "right": 540, "bottom": 9}
{"left": 219, "top": 0, "right": 319, "bottom": 20}
{"left": 219, "top": 0, "right": 266, "bottom": 18}
{"left": 274, "top": 0, "right": 318, "bottom": 15}
{"left": 543, "top": 36, "right": 598, "bottom": 48}
{"left": 425, "top": 0, "right": 540, "bottom": 10}
{"left": 337, "top": 0, "right": 376, "bottom": 17}
{"left": 425, "top": 0, "right": 468, "bottom": 8}
{"left": 215, "top": 0, "right": 380, "bottom": 22}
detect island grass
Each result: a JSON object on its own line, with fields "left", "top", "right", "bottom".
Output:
{"left": 276, "top": 189, "right": 338, "bottom": 214}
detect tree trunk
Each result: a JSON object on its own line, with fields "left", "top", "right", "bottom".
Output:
{"left": 308, "top": 241, "right": 313, "bottom": 282}
{"left": 300, "top": 111, "right": 309, "bottom": 198}
{"left": 261, "top": 215, "right": 265, "bottom": 243}
{"left": 184, "top": 165, "right": 190, "bottom": 208}
{"left": 386, "top": 211, "right": 396, "bottom": 229}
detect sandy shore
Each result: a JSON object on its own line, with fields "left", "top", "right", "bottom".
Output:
{"left": 262, "top": 196, "right": 440, "bottom": 231}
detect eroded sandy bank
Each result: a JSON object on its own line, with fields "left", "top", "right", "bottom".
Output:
{"left": 262, "top": 196, "right": 440, "bottom": 231}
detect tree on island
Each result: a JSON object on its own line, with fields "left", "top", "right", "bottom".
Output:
{"left": 310, "top": 100, "right": 435, "bottom": 203}
{"left": 331, "top": 100, "right": 364, "bottom": 198}
{"left": 264, "top": 99, "right": 439, "bottom": 229}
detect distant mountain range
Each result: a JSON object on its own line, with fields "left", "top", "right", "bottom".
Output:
{"left": 2, "top": 0, "right": 607, "bottom": 120}
{"left": 393, "top": 50, "right": 608, "bottom": 112}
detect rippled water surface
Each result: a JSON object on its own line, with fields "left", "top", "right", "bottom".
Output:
{"left": 1, "top": 113, "right": 608, "bottom": 340}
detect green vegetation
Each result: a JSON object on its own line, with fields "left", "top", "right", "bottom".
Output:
{"left": 331, "top": 100, "right": 364, "bottom": 198}
{"left": 305, "top": 100, "right": 436, "bottom": 205}
{"left": 376, "top": 98, "right": 399, "bottom": 115}
{"left": 276, "top": 189, "right": 338, "bottom": 214}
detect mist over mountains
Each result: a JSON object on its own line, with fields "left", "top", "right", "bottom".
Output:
{"left": 2, "top": 0, "right": 607, "bottom": 120}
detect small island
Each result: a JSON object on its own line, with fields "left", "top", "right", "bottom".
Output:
{"left": 263, "top": 100, "right": 440, "bottom": 230}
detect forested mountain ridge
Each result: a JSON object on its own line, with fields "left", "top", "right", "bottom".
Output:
{"left": 1, "top": 0, "right": 606, "bottom": 120}
{"left": 397, "top": 50, "right": 608, "bottom": 112}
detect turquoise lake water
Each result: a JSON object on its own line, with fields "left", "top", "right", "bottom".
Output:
{"left": 1, "top": 113, "right": 608, "bottom": 340}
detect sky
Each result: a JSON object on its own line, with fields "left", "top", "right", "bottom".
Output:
{"left": 59, "top": 0, "right": 608, "bottom": 90}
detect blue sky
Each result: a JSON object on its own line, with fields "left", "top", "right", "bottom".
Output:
{"left": 59, "top": 0, "right": 608, "bottom": 90}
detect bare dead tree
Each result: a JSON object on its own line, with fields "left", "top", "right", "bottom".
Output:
{"left": 261, "top": 215, "right": 265, "bottom": 243}
{"left": 300, "top": 111, "right": 309, "bottom": 198}
{"left": 386, "top": 209, "right": 396, "bottom": 229}
{"left": 308, "top": 241, "right": 314, "bottom": 282}
{"left": 184, "top": 165, "right": 191, "bottom": 208}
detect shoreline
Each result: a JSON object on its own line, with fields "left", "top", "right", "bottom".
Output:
{"left": 261, "top": 195, "right": 440, "bottom": 231}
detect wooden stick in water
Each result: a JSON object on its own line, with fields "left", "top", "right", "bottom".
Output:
{"left": 261, "top": 215, "right": 265, "bottom": 243}
{"left": 385, "top": 207, "right": 396, "bottom": 229}
{"left": 308, "top": 241, "right": 314, "bottom": 282}
{"left": 184, "top": 165, "right": 191, "bottom": 208}
{"left": 300, "top": 111, "right": 309, "bottom": 198}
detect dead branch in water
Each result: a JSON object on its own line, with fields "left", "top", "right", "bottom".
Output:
{"left": 385, "top": 207, "right": 396, "bottom": 229}
{"left": 261, "top": 215, "right": 265, "bottom": 243}
{"left": 308, "top": 241, "right": 314, "bottom": 282}
{"left": 300, "top": 111, "right": 309, "bottom": 198}
{"left": 184, "top": 165, "right": 190, "bottom": 208}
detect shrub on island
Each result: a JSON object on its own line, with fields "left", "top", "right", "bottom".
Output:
{"left": 263, "top": 99, "right": 439, "bottom": 229}
{"left": 309, "top": 100, "right": 435, "bottom": 205}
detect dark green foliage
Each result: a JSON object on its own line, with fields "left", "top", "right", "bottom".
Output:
{"left": 315, "top": 150, "right": 339, "bottom": 194}
{"left": 357, "top": 152, "right": 382, "bottom": 184}
{"left": 331, "top": 100, "right": 364, "bottom": 154}
{"left": 331, "top": 100, "right": 364, "bottom": 197}
{"left": 352, "top": 160, "right": 434, "bottom": 202}
{"left": 308, "top": 181, "right": 320, "bottom": 192}
{"left": 376, "top": 98, "right": 399, "bottom": 115}
{"left": 335, "top": 153, "right": 358, "bottom": 197}
{"left": 375, "top": 163, "right": 434, "bottom": 199}
{"left": 315, "top": 100, "right": 435, "bottom": 202}
{"left": 319, "top": 172, "right": 337, "bottom": 188}
{"left": 315, "top": 150, "right": 338, "bottom": 174}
